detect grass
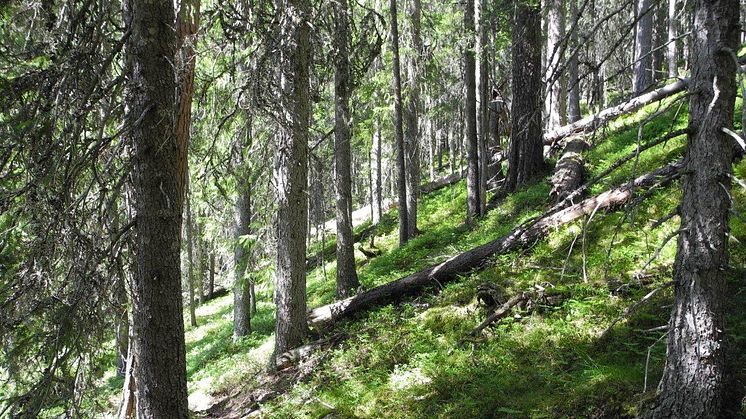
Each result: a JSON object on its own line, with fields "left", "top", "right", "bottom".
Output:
{"left": 89, "top": 91, "right": 746, "bottom": 417}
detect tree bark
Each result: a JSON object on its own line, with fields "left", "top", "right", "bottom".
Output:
{"left": 122, "top": 0, "right": 189, "bottom": 414}
{"left": 308, "top": 162, "right": 683, "bottom": 328}
{"left": 633, "top": 0, "right": 654, "bottom": 95}
{"left": 333, "top": 0, "right": 360, "bottom": 299}
{"left": 185, "top": 185, "right": 198, "bottom": 327}
{"left": 405, "top": 0, "right": 423, "bottom": 238}
{"left": 390, "top": 0, "right": 409, "bottom": 246}
{"left": 652, "top": 2, "right": 667, "bottom": 82}
{"left": 372, "top": 116, "right": 383, "bottom": 224}
{"left": 233, "top": 172, "right": 252, "bottom": 339}
{"left": 175, "top": 0, "right": 200, "bottom": 209}
{"left": 646, "top": 0, "right": 739, "bottom": 415}
{"left": 208, "top": 250, "right": 215, "bottom": 300}
{"left": 550, "top": 137, "right": 587, "bottom": 203}
{"left": 506, "top": 2, "right": 545, "bottom": 192}
{"left": 273, "top": 0, "right": 311, "bottom": 360}
{"left": 545, "top": 0, "right": 567, "bottom": 129}
{"left": 544, "top": 78, "right": 689, "bottom": 145}
{"left": 114, "top": 270, "right": 129, "bottom": 378}
{"left": 567, "top": 0, "right": 581, "bottom": 123}
{"left": 666, "top": 0, "right": 678, "bottom": 77}
{"left": 477, "top": 0, "right": 490, "bottom": 216}
{"left": 465, "top": 0, "right": 481, "bottom": 220}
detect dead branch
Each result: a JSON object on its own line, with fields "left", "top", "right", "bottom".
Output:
{"left": 598, "top": 281, "right": 674, "bottom": 341}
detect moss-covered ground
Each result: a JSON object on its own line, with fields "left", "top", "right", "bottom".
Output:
{"left": 93, "top": 93, "right": 746, "bottom": 418}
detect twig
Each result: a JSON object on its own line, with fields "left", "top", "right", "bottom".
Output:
{"left": 598, "top": 281, "right": 674, "bottom": 341}
{"left": 635, "top": 229, "right": 683, "bottom": 278}
{"left": 469, "top": 293, "right": 528, "bottom": 337}
{"left": 650, "top": 207, "right": 679, "bottom": 229}
{"left": 644, "top": 330, "right": 669, "bottom": 393}
{"left": 560, "top": 232, "right": 580, "bottom": 282}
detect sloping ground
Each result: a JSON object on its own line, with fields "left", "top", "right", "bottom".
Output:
{"left": 206, "top": 97, "right": 746, "bottom": 418}
{"left": 97, "top": 95, "right": 746, "bottom": 417}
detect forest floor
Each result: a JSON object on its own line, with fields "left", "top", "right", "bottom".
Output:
{"left": 97, "top": 93, "right": 746, "bottom": 418}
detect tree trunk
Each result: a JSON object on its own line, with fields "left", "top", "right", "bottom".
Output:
{"left": 652, "top": 3, "right": 666, "bottom": 82}
{"left": 633, "top": 0, "right": 654, "bottom": 95}
{"left": 477, "top": 0, "right": 489, "bottom": 216}
{"left": 405, "top": 0, "right": 423, "bottom": 238}
{"left": 196, "top": 223, "right": 205, "bottom": 306}
{"left": 372, "top": 116, "right": 383, "bottom": 224}
{"left": 309, "top": 162, "right": 683, "bottom": 327}
{"left": 465, "top": 0, "right": 481, "bottom": 220}
{"left": 208, "top": 250, "right": 215, "bottom": 300}
{"left": 114, "top": 270, "right": 129, "bottom": 378}
{"left": 185, "top": 186, "right": 198, "bottom": 327}
{"left": 567, "top": 0, "right": 581, "bottom": 123}
{"left": 122, "top": 0, "right": 189, "bottom": 414}
{"left": 666, "top": 0, "right": 678, "bottom": 77}
{"left": 233, "top": 173, "right": 252, "bottom": 339}
{"left": 390, "top": 0, "right": 409, "bottom": 246}
{"left": 273, "top": 0, "right": 310, "bottom": 360}
{"left": 545, "top": 0, "right": 567, "bottom": 130}
{"left": 506, "top": 2, "right": 545, "bottom": 192}
{"left": 646, "top": 0, "right": 738, "bottom": 415}
{"left": 333, "top": 0, "right": 360, "bottom": 298}
{"left": 175, "top": 0, "right": 200, "bottom": 210}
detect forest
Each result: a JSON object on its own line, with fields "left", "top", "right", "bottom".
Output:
{"left": 1, "top": 0, "right": 746, "bottom": 417}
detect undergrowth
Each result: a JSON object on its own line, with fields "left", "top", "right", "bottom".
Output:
{"left": 90, "top": 93, "right": 746, "bottom": 418}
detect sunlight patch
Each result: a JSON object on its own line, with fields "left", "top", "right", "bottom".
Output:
{"left": 389, "top": 365, "right": 431, "bottom": 391}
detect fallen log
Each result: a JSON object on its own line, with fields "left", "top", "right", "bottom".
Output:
{"left": 275, "top": 334, "right": 344, "bottom": 370}
{"left": 550, "top": 128, "right": 688, "bottom": 214}
{"left": 543, "top": 79, "right": 688, "bottom": 146}
{"left": 202, "top": 285, "right": 228, "bottom": 302}
{"left": 420, "top": 168, "right": 466, "bottom": 194}
{"left": 550, "top": 137, "right": 588, "bottom": 203}
{"left": 307, "top": 161, "right": 684, "bottom": 328}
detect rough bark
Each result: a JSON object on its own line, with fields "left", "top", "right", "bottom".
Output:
{"left": 175, "top": 0, "right": 200, "bottom": 209}
{"left": 652, "top": 3, "right": 667, "bottom": 82}
{"left": 545, "top": 0, "right": 567, "bottom": 129}
{"left": 122, "top": 0, "right": 189, "bottom": 414}
{"left": 477, "top": 0, "right": 489, "bottom": 216}
{"left": 567, "top": 0, "right": 581, "bottom": 123}
{"left": 550, "top": 137, "right": 587, "bottom": 203}
{"left": 333, "top": 0, "right": 360, "bottom": 298}
{"left": 273, "top": 0, "right": 311, "bottom": 359}
{"left": 646, "top": 0, "right": 738, "bottom": 415}
{"left": 372, "top": 116, "right": 383, "bottom": 224}
{"left": 308, "top": 162, "right": 683, "bottom": 327}
{"left": 208, "top": 250, "right": 215, "bottom": 299}
{"left": 465, "top": 0, "right": 481, "bottom": 220}
{"left": 233, "top": 173, "right": 252, "bottom": 339}
{"left": 633, "top": 0, "right": 654, "bottom": 95}
{"left": 544, "top": 78, "right": 688, "bottom": 145}
{"left": 666, "top": 0, "right": 678, "bottom": 77}
{"left": 185, "top": 187, "right": 198, "bottom": 327}
{"left": 506, "top": 2, "right": 545, "bottom": 192}
{"left": 390, "top": 0, "right": 409, "bottom": 246}
{"left": 114, "top": 271, "right": 129, "bottom": 378}
{"left": 405, "top": 0, "right": 423, "bottom": 237}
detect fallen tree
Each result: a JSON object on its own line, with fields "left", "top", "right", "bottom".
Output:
{"left": 420, "top": 168, "right": 466, "bottom": 194}
{"left": 307, "top": 161, "right": 684, "bottom": 328}
{"left": 543, "top": 79, "right": 688, "bottom": 146}
{"left": 550, "top": 137, "right": 588, "bottom": 203}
